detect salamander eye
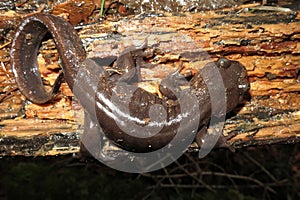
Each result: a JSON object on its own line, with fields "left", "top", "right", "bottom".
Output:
{"left": 217, "top": 58, "right": 231, "bottom": 69}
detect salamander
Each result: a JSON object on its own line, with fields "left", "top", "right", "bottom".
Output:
{"left": 10, "top": 14, "right": 249, "bottom": 153}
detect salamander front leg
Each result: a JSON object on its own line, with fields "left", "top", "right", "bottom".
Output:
{"left": 195, "top": 126, "right": 236, "bottom": 154}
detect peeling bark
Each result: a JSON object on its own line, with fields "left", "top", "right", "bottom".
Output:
{"left": 0, "top": 3, "right": 299, "bottom": 156}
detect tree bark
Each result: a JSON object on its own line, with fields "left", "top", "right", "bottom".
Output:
{"left": 0, "top": 4, "right": 299, "bottom": 156}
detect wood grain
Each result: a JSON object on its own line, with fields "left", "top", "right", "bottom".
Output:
{"left": 0, "top": 4, "right": 299, "bottom": 156}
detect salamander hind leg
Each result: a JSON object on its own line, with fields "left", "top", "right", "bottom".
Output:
{"left": 80, "top": 112, "right": 115, "bottom": 162}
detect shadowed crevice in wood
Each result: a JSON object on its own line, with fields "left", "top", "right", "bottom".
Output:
{"left": 1, "top": 0, "right": 300, "bottom": 156}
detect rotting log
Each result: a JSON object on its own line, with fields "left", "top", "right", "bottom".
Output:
{"left": 0, "top": 4, "right": 300, "bottom": 157}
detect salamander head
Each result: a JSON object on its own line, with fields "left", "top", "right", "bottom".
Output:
{"left": 216, "top": 57, "right": 250, "bottom": 113}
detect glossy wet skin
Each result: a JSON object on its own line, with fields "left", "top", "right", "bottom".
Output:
{"left": 11, "top": 14, "right": 249, "bottom": 152}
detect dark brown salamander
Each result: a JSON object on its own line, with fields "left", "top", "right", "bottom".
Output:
{"left": 11, "top": 14, "right": 249, "bottom": 153}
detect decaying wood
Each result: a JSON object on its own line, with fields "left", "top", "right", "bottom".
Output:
{"left": 0, "top": 5, "right": 299, "bottom": 156}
